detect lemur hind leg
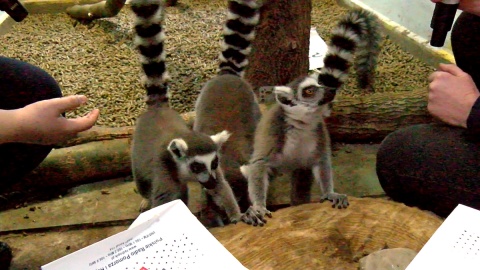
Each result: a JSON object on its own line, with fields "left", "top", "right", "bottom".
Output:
{"left": 291, "top": 168, "right": 314, "bottom": 206}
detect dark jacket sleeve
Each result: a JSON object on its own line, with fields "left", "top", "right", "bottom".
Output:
{"left": 466, "top": 96, "right": 480, "bottom": 135}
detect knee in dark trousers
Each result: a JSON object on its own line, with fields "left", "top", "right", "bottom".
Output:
{"left": 0, "top": 57, "right": 62, "bottom": 191}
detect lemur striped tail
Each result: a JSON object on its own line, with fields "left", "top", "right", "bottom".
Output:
{"left": 318, "top": 9, "right": 382, "bottom": 94}
{"left": 218, "top": 0, "right": 262, "bottom": 77}
{"left": 131, "top": 0, "right": 170, "bottom": 106}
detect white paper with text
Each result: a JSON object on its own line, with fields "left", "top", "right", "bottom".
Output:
{"left": 406, "top": 204, "right": 480, "bottom": 269}
{"left": 42, "top": 200, "right": 247, "bottom": 270}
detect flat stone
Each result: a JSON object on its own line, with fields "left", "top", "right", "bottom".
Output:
{"left": 359, "top": 248, "right": 418, "bottom": 270}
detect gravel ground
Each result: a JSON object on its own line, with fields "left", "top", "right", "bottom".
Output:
{"left": 0, "top": 0, "right": 434, "bottom": 127}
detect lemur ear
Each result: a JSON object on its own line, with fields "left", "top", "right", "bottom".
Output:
{"left": 210, "top": 130, "right": 231, "bottom": 147}
{"left": 274, "top": 86, "right": 294, "bottom": 106}
{"left": 167, "top": 138, "right": 188, "bottom": 160}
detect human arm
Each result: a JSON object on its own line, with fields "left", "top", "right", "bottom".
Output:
{"left": 427, "top": 63, "right": 480, "bottom": 128}
{"left": 0, "top": 95, "right": 99, "bottom": 145}
{"left": 431, "top": 0, "right": 480, "bottom": 16}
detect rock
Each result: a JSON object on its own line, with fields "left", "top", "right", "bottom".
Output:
{"left": 359, "top": 248, "right": 418, "bottom": 270}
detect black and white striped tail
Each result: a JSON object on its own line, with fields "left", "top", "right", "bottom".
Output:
{"left": 131, "top": 0, "right": 170, "bottom": 105}
{"left": 218, "top": 0, "right": 262, "bottom": 77}
{"left": 318, "top": 9, "right": 382, "bottom": 94}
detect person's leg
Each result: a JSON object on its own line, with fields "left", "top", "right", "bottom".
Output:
{"left": 0, "top": 56, "right": 62, "bottom": 191}
{"left": 376, "top": 124, "right": 480, "bottom": 217}
{"left": 451, "top": 11, "right": 480, "bottom": 85}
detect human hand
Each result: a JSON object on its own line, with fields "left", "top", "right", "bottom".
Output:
{"left": 7, "top": 95, "right": 99, "bottom": 145}
{"left": 428, "top": 63, "right": 480, "bottom": 127}
{"left": 431, "top": 0, "right": 480, "bottom": 16}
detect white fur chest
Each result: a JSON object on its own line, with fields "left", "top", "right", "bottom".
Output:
{"left": 277, "top": 125, "right": 318, "bottom": 169}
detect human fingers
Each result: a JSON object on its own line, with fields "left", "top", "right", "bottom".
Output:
{"left": 61, "top": 109, "right": 100, "bottom": 133}
{"left": 428, "top": 70, "right": 445, "bottom": 82}
{"left": 437, "top": 63, "right": 466, "bottom": 77}
{"left": 48, "top": 95, "right": 88, "bottom": 114}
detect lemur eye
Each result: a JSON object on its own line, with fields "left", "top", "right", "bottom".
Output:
{"left": 302, "top": 87, "right": 315, "bottom": 98}
{"left": 211, "top": 156, "right": 219, "bottom": 170}
{"left": 189, "top": 162, "right": 206, "bottom": 174}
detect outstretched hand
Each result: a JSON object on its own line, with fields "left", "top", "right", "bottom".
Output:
{"left": 428, "top": 63, "right": 480, "bottom": 127}
{"left": 1, "top": 95, "right": 99, "bottom": 145}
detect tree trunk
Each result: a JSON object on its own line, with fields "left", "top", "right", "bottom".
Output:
{"left": 66, "top": 0, "right": 126, "bottom": 21}
{"left": 245, "top": 0, "right": 312, "bottom": 91}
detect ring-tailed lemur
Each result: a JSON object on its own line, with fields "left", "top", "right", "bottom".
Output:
{"left": 193, "top": 0, "right": 263, "bottom": 227}
{"left": 130, "top": 0, "right": 246, "bottom": 224}
{"left": 242, "top": 9, "right": 382, "bottom": 226}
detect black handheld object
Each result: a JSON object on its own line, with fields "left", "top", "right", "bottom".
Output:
{"left": 430, "top": 0, "right": 459, "bottom": 47}
{"left": 0, "top": 0, "right": 28, "bottom": 22}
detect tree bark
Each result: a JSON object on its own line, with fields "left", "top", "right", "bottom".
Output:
{"left": 245, "top": 0, "right": 312, "bottom": 91}
{"left": 65, "top": 0, "right": 177, "bottom": 21}
{"left": 327, "top": 89, "right": 433, "bottom": 143}
{"left": 23, "top": 138, "right": 132, "bottom": 187}
{"left": 54, "top": 126, "right": 134, "bottom": 148}
{"left": 66, "top": 0, "right": 126, "bottom": 21}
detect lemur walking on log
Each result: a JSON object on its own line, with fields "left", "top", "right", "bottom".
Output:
{"left": 193, "top": 0, "right": 263, "bottom": 227}
{"left": 130, "top": 0, "right": 248, "bottom": 224}
{"left": 242, "top": 9, "right": 382, "bottom": 226}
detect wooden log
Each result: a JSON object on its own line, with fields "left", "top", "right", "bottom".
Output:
{"left": 23, "top": 138, "right": 132, "bottom": 187}
{"left": 21, "top": 0, "right": 100, "bottom": 13}
{"left": 66, "top": 0, "right": 126, "bottom": 21}
{"left": 54, "top": 126, "right": 134, "bottom": 148}
{"left": 23, "top": 89, "right": 430, "bottom": 189}
{"left": 56, "top": 88, "right": 431, "bottom": 149}
{"left": 185, "top": 89, "right": 432, "bottom": 143}
{"left": 328, "top": 89, "right": 433, "bottom": 143}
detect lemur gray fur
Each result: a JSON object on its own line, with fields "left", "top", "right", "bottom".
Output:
{"left": 242, "top": 9, "right": 382, "bottom": 226}
{"left": 193, "top": 0, "right": 263, "bottom": 227}
{"left": 130, "top": 0, "right": 247, "bottom": 224}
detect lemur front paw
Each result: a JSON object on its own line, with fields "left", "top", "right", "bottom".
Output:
{"left": 229, "top": 213, "right": 244, "bottom": 225}
{"left": 320, "top": 192, "right": 349, "bottom": 209}
{"left": 241, "top": 205, "right": 272, "bottom": 227}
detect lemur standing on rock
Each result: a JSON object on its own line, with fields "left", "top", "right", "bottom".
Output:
{"left": 193, "top": 0, "right": 263, "bottom": 227}
{"left": 242, "top": 9, "right": 382, "bottom": 226}
{"left": 130, "top": 0, "right": 248, "bottom": 224}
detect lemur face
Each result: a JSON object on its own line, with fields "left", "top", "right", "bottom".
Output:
{"left": 167, "top": 130, "right": 231, "bottom": 190}
{"left": 274, "top": 76, "right": 325, "bottom": 113}
{"left": 186, "top": 152, "right": 220, "bottom": 190}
